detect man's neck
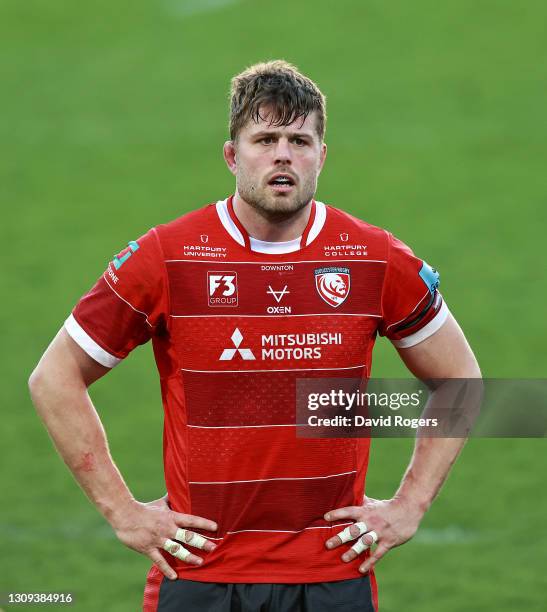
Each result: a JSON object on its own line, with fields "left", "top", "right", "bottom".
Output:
{"left": 232, "top": 192, "right": 312, "bottom": 242}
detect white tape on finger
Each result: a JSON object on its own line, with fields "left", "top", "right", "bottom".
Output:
{"left": 337, "top": 521, "right": 368, "bottom": 544}
{"left": 354, "top": 522, "right": 369, "bottom": 537}
{"left": 175, "top": 528, "right": 209, "bottom": 550}
{"left": 367, "top": 530, "right": 379, "bottom": 544}
{"left": 351, "top": 537, "right": 369, "bottom": 555}
{"left": 350, "top": 530, "right": 379, "bottom": 555}
{"left": 163, "top": 538, "right": 191, "bottom": 561}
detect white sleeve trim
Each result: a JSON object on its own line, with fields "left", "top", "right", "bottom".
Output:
{"left": 391, "top": 301, "right": 449, "bottom": 348}
{"left": 64, "top": 314, "right": 122, "bottom": 368}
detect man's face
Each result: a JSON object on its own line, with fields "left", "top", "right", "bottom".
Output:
{"left": 224, "top": 108, "right": 327, "bottom": 218}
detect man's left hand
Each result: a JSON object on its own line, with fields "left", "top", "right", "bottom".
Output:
{"left": 324, "top": 496, "right": 425, "bottom": 574}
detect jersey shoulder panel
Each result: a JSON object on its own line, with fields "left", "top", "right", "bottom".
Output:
{"left": 66, "top": 227, "right": 168, "bottom": 366}
{"left": 322, "top": 205, "right": 389, "bottom": 263}
{"left": 323, "top": 205, "right": 448, "bottom": 347}
{"left": 324, "top": 204, "right": 390, "bottom": 248}
{"left": 154, "top": 202, "right": 225, "bottom": 259}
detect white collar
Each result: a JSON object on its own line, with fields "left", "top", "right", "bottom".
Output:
{"left": 215, "top": 198, "right": 327, "bottom": 254}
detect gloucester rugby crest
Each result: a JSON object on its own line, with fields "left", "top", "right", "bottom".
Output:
{"left": 314, "top": 267, "right": 351, "bottom": 307}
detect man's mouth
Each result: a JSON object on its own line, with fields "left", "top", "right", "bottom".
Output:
{"left": 268, "top": 173, "right": 296, "bottom": 193}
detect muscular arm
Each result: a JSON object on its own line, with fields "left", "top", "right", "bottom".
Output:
{"left": 29, "top": 328, "right": 217, "bottom": 579}
{"left": 325, "top": 312, "right": 482, "bottom": 573}
{"left": 29, "top": 328, "right": 133, "bottom": 522}
{"left": 393, "top": 311, "right": 482, "bottom": 513}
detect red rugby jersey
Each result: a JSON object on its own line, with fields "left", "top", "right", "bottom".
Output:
{"left": 65, "top": 197, "right": 448, "bottom": 583}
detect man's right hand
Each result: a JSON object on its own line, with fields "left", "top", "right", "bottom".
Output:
{"left": 110, "top": 497, "right": 218, "bottom": 580}
{"left": 29, "top": 332, "right": 218, "bottom": 582}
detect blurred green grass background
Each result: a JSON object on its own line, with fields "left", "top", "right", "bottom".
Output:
{"left": 2, "top": 0, "right": 546, "bottom": 610}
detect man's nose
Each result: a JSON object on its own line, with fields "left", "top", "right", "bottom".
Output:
{"left": 274, "top": 138, "right": 292, "bottom": 164}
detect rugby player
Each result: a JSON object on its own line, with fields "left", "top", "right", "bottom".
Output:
{"left": 29, "top": 60, "right": 481, "bottom": 611}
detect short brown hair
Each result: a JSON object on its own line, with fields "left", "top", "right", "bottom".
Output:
{"left": 229, "top": 60, "right": 327, "bottom": 142}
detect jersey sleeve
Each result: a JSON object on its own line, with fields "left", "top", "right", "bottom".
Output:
{"left": 64, "top": 228, "right": 168, "bottom": 367}
{"left": 378, "top": 232, "right": 449, "bottom": 348}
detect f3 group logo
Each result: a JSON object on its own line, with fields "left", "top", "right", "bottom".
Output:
{"left": 314, "top": 267, "right": 351, "bottom": 307}
{"left": 208, "top": 272, "right": 238, "bottom": 307}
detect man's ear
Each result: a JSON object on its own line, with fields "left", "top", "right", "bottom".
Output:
{"left": 223, "top": 141, "right": 237, "bottom": 176}
{"left": 318, "top": 142, "right": 328, "bottom": 173}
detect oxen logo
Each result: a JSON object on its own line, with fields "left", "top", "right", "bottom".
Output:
{"left": 314, "top": 267, "right": 351, "bottom": 308}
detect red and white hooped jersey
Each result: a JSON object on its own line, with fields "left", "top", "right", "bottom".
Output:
{"left": 66, "top": 197, "right": 448, "bottom": 584}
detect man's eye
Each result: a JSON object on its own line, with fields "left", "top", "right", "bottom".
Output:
{"left": 293, "top": 138, "right": 306, "bottom": 146}
{"left": 260, "top": 137, "right": 274, "bottom": 144}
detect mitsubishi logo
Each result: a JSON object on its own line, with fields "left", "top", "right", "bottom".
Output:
{"left": 267, "top": 285, "right": 290, "bottom": 303}
{"left": 219, "top": 328, "right": 256, "bottom": 361}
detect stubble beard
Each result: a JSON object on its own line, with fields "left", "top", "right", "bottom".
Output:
{"left": 236, "top": 170, "right": 317, "bottom": 221}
